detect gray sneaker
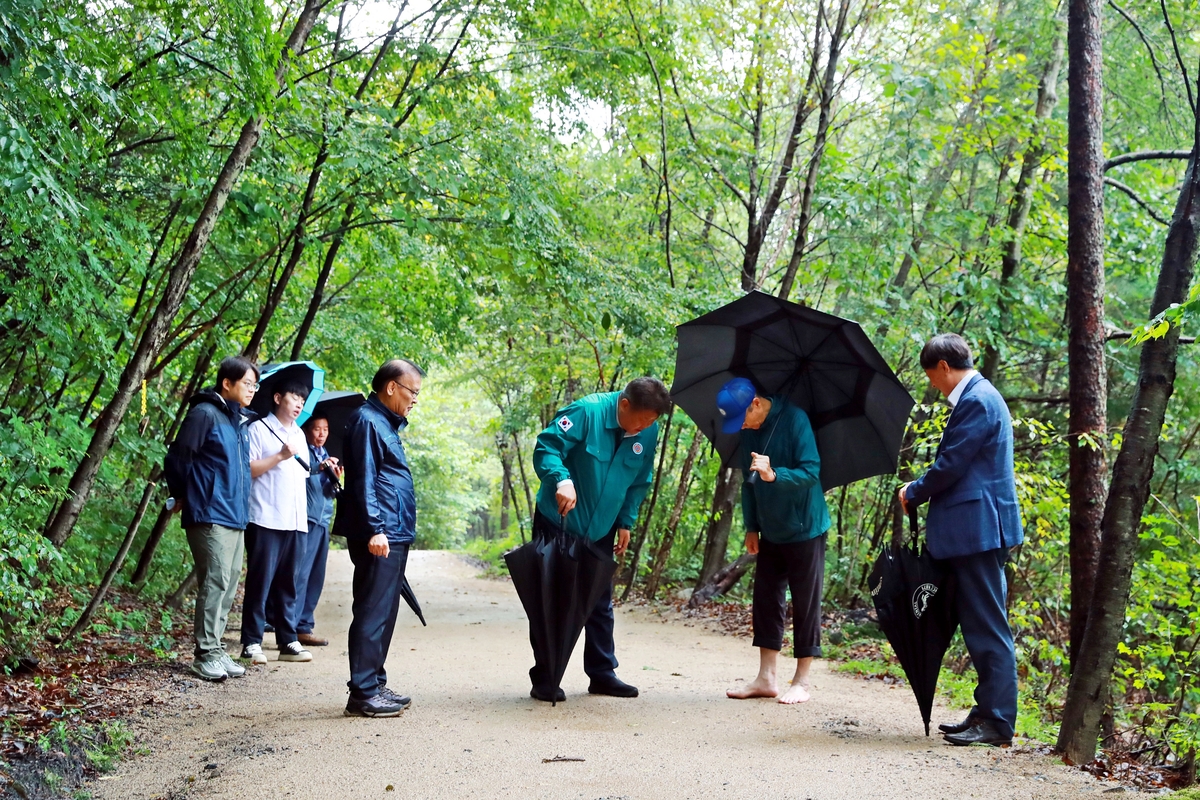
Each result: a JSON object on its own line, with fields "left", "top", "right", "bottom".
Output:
{"left": 190, "top": 657, "right": 228, "bottom": 682}
{"left": 216, "top": 651, "right": 246, "bottom": 677}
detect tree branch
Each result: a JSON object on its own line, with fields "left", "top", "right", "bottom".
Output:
{"left": 1104, "top": 149, "right": 1193, "bottom": 171}
{"left": 1104, "top": 176, "right": 1171, "bottom": 225}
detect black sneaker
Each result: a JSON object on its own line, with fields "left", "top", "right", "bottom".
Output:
{"left": 345, "top": 694, "right": 406, "bottom": 718}
{"left": 378, "top": 686, "right": 412, "bottom": 707}
{"left": 588, "top": 676, "right": 639, "bottom": 698}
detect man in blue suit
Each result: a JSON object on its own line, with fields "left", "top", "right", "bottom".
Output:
{"left": 899, "top": 333, "right": 1024, "bottom": 747}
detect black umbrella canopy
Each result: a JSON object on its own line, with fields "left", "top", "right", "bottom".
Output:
{"left": 671, "top": 291, "right": 915, "bottom": 490}
{"left": 310, "top": 390, "right": 366, "bottom": 462}
{"left": 400, "top": 578, "right": 426, "bottom": 626}
{"left": 868, "top": 512, "right": 958, "bottom": 735}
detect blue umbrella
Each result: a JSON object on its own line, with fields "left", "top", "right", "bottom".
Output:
{"left": 251, "top": 361, "right": 326, "bottom": 426}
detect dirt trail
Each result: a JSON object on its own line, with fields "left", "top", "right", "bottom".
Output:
{"left": 93, "top": 551, "right": 1107, "bottom": 799}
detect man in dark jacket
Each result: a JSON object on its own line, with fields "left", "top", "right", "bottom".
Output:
{"left": 720, "top": 378, "right": 831, "bottom": 705}
{"left": 164, "top": 356, "right": 258, "bottom": 682}
{"left": 292, "top": 413, "right": 341, "bottom": 646}
{"left": 333, "top": 359, "right": 423, "bottom": 718}
{"left": 900, "top": 333, "right": 1024, "bottom": 747}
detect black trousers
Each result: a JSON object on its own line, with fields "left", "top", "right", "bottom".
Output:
{"left": 528, "top": 513, "right": 619, "bottom": 690}
{"left": 751, "top": 534, "right": 826, "bottom": 657}
{"left": 241, "top": 524, "right": 302, "bottom": 647}
{"left": 347, "top": 537, "right": 409, "bottom": 700}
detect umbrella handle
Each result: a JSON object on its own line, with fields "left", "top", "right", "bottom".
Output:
{"left": 907, "top": 507, "right": 919, "bottom": 538}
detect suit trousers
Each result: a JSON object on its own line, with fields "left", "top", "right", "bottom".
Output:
{"left": 751, "top": 534, "right": 825, "bottom": 658}
{"left": 347, "top": 537, "right": 409, "bottom": 699}
{"left": 241, "top": 524, "right": 301, "bottom": 648}
{"left": 528, "top": 524, "right": 619, "bottom": 690}
{"left": 949, "top": 548, "right": 1018, "bottom": 739}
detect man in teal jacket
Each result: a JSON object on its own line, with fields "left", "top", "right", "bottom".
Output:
{"left": 721, "top": 378, "right": 831, "bottom": 705}
{"left": 530, "top": 376, "right": 672, "bottom": 702}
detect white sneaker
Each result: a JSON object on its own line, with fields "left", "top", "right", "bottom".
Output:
{"left": 278, "top": 641, "right": 313, "bottom": 662}
{"left": 190, "top": 657, "right": 228, "bottom": 682}
{"left": 217, "top": 651, "right": 246, "bottom": 677}
{"left": 241, "top": 644, "right": 268, "bottom": 665}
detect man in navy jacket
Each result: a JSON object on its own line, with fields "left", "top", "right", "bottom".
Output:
{"left": 333, "top": 359, "right": 423, "bottom": 718}
{"left": 164, "top": 356, "right": 258, "bottom": 682}
{"left": 900, "top": 333, "right": 1024, "bottom": 746}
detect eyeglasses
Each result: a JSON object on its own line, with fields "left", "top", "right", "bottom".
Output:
{"left": 240, "top": 379, "right": 261, "bottom": 391}
{"left": 393, "top": 380, "right": 420, "bottom": 398}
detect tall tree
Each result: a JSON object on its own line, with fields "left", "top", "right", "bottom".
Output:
{"left": 42, "top": 0, "right": 328, "bottom": 547}
{"left": 1064, "top": 0, "right": 1107, "bottom": 665}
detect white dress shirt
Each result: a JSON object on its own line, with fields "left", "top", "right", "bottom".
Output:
{"left": 947, "top": 370, "right": 979, "bottom": 408}
{"left": 247, "top": 413, "right": 309, "bottom": 531}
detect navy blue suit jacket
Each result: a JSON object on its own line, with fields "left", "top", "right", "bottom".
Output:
{"left": 906, "top": 375, "right": 1024, "bottom": 560}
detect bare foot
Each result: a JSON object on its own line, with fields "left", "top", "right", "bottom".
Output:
{"left": 777, "top": 682, "right": 811, "bottom": 704}
{"left": 726, "top": 677, "right": 779, "bottom": 699}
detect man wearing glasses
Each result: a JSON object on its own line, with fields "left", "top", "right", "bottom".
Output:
{"left": 334, "top": 359, "right": 424, "bottom": 717}
{"left": 164, "top": 356, "right": 259, "bottom": 682}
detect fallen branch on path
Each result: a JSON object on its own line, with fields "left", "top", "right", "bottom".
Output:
{"left": 542, "top": 756, "right": 585, "bottom": 763}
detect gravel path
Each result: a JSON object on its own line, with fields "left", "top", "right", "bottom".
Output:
{"left": 92, "top": 550, "right": 1107, "bottom": 800}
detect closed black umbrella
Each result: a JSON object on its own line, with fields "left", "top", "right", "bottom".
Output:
{"left": 868, "top": 510, "right": 959, "bottom": 735}
{"left": 504, "top": 515, "right": 616, "bottom": 705}
{"left": 311, "top": 390, "right": 365, "bottom": 462}
{"left": 671, "top": 291, "right": 915, "bottom": 490}
{"left": 400, "top": 578, "right": 426, "bottom": 626}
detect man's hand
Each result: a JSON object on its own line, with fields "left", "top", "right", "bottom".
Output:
{"left": 322, "top": 457, "right": 343, "bottom": 479}
{"left": 368, "top": 533, "right": 390, "bottom": 557}
{"left": 749, "top": 452, "right": 776, "bottom": 482}
{"left": 556, "top": 482, "right": 578, "bottom": 516}
{"left": 897, "top": 482, "right": 912, "bottom": 514}
{"left": 279, "top": 441, "right": 297, "bottom": 461}
{"left": 615, "top": 528, "right": 631, "bottom": 557}
{"left": 745, "top": 531, "right": 760, "bottom": 555}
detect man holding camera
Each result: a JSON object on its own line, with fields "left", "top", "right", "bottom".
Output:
{"left": 293, "top": 413, "right": 342, "bottom": 647}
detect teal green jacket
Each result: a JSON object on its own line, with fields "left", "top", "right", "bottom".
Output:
{"left": 740, "top": 397, "right": 830, "bottom": 544}
{"left": 533, "top": 392, "right": 659, "bottom": 541}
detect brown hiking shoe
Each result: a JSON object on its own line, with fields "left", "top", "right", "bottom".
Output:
{"left": 297, "top": 633, "right": 329, "bottom": 647}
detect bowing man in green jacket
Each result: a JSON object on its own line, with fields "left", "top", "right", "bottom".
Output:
{"left": 529, "top": 377, "right": 673, "bottom": 702}
{"left": 720, "top": 378, "right": 831, "bottom": 705}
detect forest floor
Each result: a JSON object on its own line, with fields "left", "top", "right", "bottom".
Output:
{"left": 76, "top": 551, "right": 1125, "bottom": 800}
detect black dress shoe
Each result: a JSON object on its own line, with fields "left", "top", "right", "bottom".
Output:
{"left": 943, "top": 721, "right": 1012, "bottom": 747}
{"left": 938, "top": 712, "right": 978, "bottom": 735}
{"left": 588, "top": 677, "right": 639, "bottom": 698}
{"left": 530, "top": 686, "right": 566, "bottom": 703}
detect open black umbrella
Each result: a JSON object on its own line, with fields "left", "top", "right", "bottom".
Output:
{"left": 671, "top": 291, "right": 915, "bottom": 490}
{"left": 311, "top": 390, "right": 365, "bottom": 462}
{"left": 504, "top": 515, "right": 616, "bottom": 705}
{"left": 868, "top": 510, "right": 958, "bottom": 735}
{"left": 250, "top": 361, "right": 326, "bottom": 426}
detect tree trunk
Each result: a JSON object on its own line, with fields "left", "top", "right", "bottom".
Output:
{"left": 1057, "top": 143, "right": 1200, "bottom": 765}
{"left": 621, "top": 409, "right": 674, "bottom": 591}
{"left": 62, "top": 474, "right": 159, "bottom": 643}
{"left": 499, "top": 446, "right": 513, "bottom": 536}
{"left": 777, "top": 0, "right": 851, "bottom": 300}
{"left": 1064, "top": 0, "right": 1107, "bottom": 667}
{"left": 689, "top": 552, "right": 756, "bottom": 607}
{"left": 166, "top": 567, "right": 198, "bottom": 610}
{"left": 41, "top": 1, "right": 326, "bottom": 548}
{"left": 980, "top": 11, "right": 1066, "bottom": 380}
{"left": 644, "top": 431, "right": 703, "bottom": 599}
{"left": 694, "top": 467, "right": 740, "bottom": 588}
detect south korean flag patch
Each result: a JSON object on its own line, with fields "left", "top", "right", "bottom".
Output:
{"left": 557, "top": 415, "right": 574, "bottom": 433}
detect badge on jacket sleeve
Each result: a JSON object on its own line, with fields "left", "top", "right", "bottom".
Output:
{"left": 557, "top": 416, "right": 573, "bottom": 433}
{"left": 632, "top": 442, "right": 643, "bottom": 455}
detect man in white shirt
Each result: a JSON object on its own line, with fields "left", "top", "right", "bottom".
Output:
{"left": 240, "top": 381, "right": 315, "bottom": 665}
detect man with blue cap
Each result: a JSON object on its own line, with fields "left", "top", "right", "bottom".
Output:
{"left": 529, "top": 376, "right": 673, "bottom": 702}
{"left": 721, "top": 377, "right": 831, "bottom": 704}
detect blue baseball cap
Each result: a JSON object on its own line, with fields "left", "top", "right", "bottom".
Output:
{"left": 716, "top": 377, "right": 757, "bottom": 434}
